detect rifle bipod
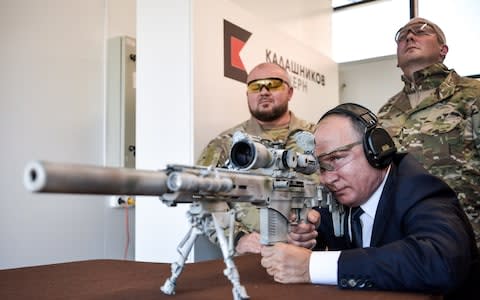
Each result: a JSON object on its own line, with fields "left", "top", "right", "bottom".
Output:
{"left": 160, "top": 202, "right": 250, "bottom": 300}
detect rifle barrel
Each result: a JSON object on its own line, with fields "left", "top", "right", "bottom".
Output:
{"left": 23, "top": 160, "right": 168, "bottom": 196}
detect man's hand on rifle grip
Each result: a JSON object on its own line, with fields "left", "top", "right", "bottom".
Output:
{"left": 288, "top": 209, "right": 320, "bottom": 249}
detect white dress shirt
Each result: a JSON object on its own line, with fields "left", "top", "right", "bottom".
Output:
{"left": 309, "top": 167, "right": 390, "bottom": 284}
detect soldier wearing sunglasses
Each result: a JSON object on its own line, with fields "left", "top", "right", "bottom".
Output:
{"left": 196, "top": 62, "right": 318, "bottom": 255}
{"left": 378, "top": 17, "right": 480, "bottom": 248}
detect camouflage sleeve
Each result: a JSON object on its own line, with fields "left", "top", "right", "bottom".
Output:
{"left": 473, "top": 103, "right": 480, "bottom": 153}
{"left": 231, "top": 203, "right": 260, "bottom": 234}
{"left": 196, "top": 135, "right": 232, "bottom": 167}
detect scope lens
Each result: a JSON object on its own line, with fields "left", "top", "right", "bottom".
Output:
{"left": 230, "top": 141, "right": 254, "bottom": 169}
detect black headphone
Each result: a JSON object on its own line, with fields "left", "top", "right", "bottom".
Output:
{"left": 320, "top": 103, "right": 397, "bottom": 169}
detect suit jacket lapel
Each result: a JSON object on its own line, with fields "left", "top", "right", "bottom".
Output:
{"left": 370, "top": 165, "right": 397, "bottom": 246}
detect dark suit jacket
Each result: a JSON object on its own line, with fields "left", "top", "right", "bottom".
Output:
{"left": 315, "top": 153, "right": 479, "bottom": 299}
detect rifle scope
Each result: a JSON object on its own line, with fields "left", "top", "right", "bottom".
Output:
{"left": 229, "top": 137, "right": 296, "bottom": 171}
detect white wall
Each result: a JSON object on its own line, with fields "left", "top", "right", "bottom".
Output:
{"left": 0, "top": 0, "right": 136, "bottom": 269}
{"left": 135, "top": 0, "right": 194, "bottom": 263}
{"left": 339, "top": 55, "right": 403, "bottom": 113}
{"left": 233, "top": 0, "right": 332, "bottom": 57}
{"left": 107, "top": 0, "right": 136, "bottom": 38}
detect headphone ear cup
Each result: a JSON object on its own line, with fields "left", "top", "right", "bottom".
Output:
{"left": 364, "top": 128, "right": 397, "bottom": 168}
{"left": 321, "top": 102, "right": 397, "bottom": 168}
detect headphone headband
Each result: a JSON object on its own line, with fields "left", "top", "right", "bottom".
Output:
{"left": 321, "top": 103, "right": 377, "bottom": 130}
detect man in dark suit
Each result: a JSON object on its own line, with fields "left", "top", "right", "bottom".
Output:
{"left": 261, "top": 103, "right": 479, "bottom": 299}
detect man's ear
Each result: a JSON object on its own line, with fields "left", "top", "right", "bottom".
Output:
{"left": 287, "top": 86, "right": 294, "bottom": 101}
{"left": 440, "top": 44, "right": 449, "bottom": 56}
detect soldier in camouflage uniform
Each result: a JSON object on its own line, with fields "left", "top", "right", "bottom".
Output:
{"left": 377, "top": 17, "right": 480, "bottom": 247}
{"left": 197, "top": 62, "right": 318, "bottom": 254}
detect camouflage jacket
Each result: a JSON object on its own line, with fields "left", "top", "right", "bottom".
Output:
{"left": 196, "top": 112, "right": 317, "bottom": 247}
{"left": 197, "top": 112, "right": 316, "bottom": 167}
{"left": 377, "top": 63, "right": 480, "bottom": 244}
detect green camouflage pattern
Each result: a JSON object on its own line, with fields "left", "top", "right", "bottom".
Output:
{"left": 196, "top": 112, "right": 317, "bottom": 246}
{"left": 378, "top": 63, "right": 480, "bottom": 247}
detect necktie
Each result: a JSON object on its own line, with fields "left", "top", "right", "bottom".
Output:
{"left": 350, "top": 206, "right": 364, "bottom": 248}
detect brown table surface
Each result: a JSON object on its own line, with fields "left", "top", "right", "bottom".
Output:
{"left": 0, "top": 254, "right": 441, "bottom": 300}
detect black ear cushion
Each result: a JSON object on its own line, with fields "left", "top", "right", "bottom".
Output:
{"left": 364, "top": 128, "right": 397, "bottom": 168}
{"left": 321, "top": 102, "right": 397, "bottom": 168}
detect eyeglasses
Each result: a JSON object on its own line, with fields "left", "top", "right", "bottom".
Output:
{"left": 395, "top": 22, "right": 436, "bottom": 43}
{"left": 316, "top": 141, "right": 362, "bottom": 173}
{"left": 247, "top": 77, "right": 288, "bottom": 93}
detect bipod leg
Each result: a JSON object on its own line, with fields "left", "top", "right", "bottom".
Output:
{"left": 211, "top": 211, "right": 250, "bottom": 300}
{"left": 160, "top": 216, "right": 202, "bottom": 295}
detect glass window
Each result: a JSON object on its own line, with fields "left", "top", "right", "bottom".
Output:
{"left": 418, "top": 0, "right": 480, "bottom": 76}
{"left": 332, "top": 0, "right": 410, "bottom": 63}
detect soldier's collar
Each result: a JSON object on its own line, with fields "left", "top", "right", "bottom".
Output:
{"left": 402, "top": 63, "right": 450, "bottom": 94}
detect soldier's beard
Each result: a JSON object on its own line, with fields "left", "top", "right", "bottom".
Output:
{"left": 249, "top": 102, "right": 289, "bottom": 122}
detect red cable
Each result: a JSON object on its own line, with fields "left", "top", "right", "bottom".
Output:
{"left": 123, "top": 204, "right": 130, "bottom": 260}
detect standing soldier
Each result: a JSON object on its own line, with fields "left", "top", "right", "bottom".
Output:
{"left": 378, "top": 17, "right": 480, "bottom": 247}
